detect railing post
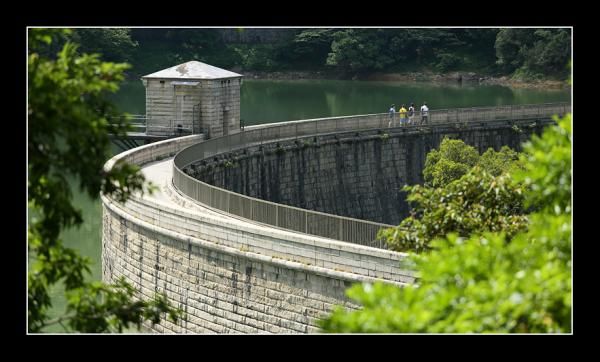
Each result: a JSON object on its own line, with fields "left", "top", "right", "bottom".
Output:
{"left": 304, "top": 212, "right": 308, "bottom": 233}
{"left": 226, "top": 191, "right": 230, "bottom": 213}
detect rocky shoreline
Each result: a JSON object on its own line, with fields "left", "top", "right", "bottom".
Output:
{"left": 239, "top": 70, "right": 568, "bottom": 90}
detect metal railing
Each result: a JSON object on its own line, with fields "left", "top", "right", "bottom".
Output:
{"left": 174, "top": 171, "right": 392, "bottom": 248}
{"left": 108, "top": 114, "right": 147, "bottom": 133}
{"left": 146, "top": 120, "right": 193, "bottom": 136}
{"left": 172, "top": 102, "right": 570, "bottom": 247}
{"left": 109, "top": 115, "right": 198, "bottom": 137}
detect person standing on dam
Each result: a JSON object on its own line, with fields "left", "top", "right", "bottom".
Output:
{"left": 408, "top": 103, "right": 415, "bottom": 124}
{"left": 388, "top": 104, "right": 396, "bottom": 127}
{"left": 399, "top": 104, "right": 408, "bottom": 126}
{"left": 420, "top": 102, "right": 429, "bottom": 124}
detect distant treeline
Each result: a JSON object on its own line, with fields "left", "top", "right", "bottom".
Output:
{"left": 49, "top": 28, "right": 571, "bottom": 80}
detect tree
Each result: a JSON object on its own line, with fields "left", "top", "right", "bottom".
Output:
{"left": 423, "top": 138, "right": 523, "bottom": 188}
{"left": 494, "top": 29, "right": 535, "bottom": 73}
{"left": 71, "top": 28, "right": 139, "bottom": 63}
{"left": 321, "top": 115, "right": 571, "bottom": 333}
{"left": 423, "top": 138, "right": 480, "bottom": 188}
{"left": 381, "top": 168, "right": 528, "bottom": 252}
{"left": 478, "top": 145, "right": 523, "bottom": 177}
{"left": 326, "top": 29, "right": 395, "bottom": 73}
{"left": 384, "top": 138, "right": 527, "bottom": 252}
{"left": 525, "top": 29, "right": 571, "bottom": 76}
{"left": 28, "top": 28, "right": 181, "bottom": 333}
{"left": 495, "top": 28, "right": 571, "bottom": 79}
{"left": 288, "top": 29, "right": 337, "bottom": 66}
{"left": 513, "top": 115, "right": 572, "bottom": 215}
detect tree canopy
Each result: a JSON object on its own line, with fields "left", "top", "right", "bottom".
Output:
{"left": 495, "top": 28, "right": 571, "bottom": 79}
{"left": 382, "top": 138, "right": 527, "bottom": 252}
{"left": 62, "top": 28, "right": 570, "bottom": 80}
{"left": 423, "top": 138, "right": 523, "bottom": 188}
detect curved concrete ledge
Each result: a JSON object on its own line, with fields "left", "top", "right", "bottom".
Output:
{"left": 103, "top": 194, "right": 409, "bottom": 286}
{"left": 101, "top": 131, "right": 411, "bottom": 334}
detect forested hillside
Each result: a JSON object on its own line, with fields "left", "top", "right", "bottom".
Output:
{"left": 57, "top": 28, "right": 571, "bottom": 81}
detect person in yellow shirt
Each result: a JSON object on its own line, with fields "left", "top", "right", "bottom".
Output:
{"left": 399, "top": 104, "right": 408, "bottom": 126}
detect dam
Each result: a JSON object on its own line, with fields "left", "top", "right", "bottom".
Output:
{"left": 102, "top": 106, "right": 567, "bottom": 333}
{"left": 101, "top": 60, "right": 569, "bottom": 333}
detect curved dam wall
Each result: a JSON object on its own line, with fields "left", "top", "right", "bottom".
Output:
{"left": 185, "top": 119, "right": 549, "bottom": 225}
{"left": 101, "top": 134, "right": 412, "bottom": 334}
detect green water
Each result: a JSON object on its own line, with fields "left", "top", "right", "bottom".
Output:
{"left": 239, "top": 80, "right": 570, "bottom": 125}
{"left": 112, "top": 79, "right": 571, "bottom": 124}
{"left": 35, "top": 79, "right": 570, "bottom": 332}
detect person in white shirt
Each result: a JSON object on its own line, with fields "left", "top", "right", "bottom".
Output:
{"left": 408, "top": 103, "right": 415, "bottom": 124}
{"left": 420, "top": 102, "right": 429, "bottom": 124}
{"left": 388, "top": 104, "right": 396, "bottom": 127}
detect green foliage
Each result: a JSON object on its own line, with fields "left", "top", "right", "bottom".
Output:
{"left": 65, "top": 28, "right": 568, "bottom": 80}
{"left": 72, "top": 28, "right": 139, "bottom": 62}
{"left": 289, "top": 29, "right": 336, "bottom": 66}
{"left": 495, "top": 28, "right": 571, "bottom": 79}
{"left": 321, "top": 115, "right": 572, "bottom": 333}
{"left": 326, "top": 29, "right": 395, "bottom": 73}
{"left": 232, "top": 44, "right": 282, "bottom": 71}
{"left": 165, "top": 29, "right": 220, "bottom": 51}
{"left": 434, "top": 52, "right": 462, "bottom": 72}
{"left": 385, "top": 138, "right": 527, "bottom": 252}
{"left": 66, "top": 278, "right": 182, "bottom": 333}
{"left": 322, "top": 215, "right": 570, "bottom": 333}
{"left": 478, "top": 146, "right": 524, "bottom": 177}
{"left": 28, "top": 28, "right": 180, "bottom": 333}
{"left": 28, "top": 28, "right": 72, "bottom": 58}
{"left": 423, "top": 138, "right": 480, "bottom": 187}
{"left": 381, "top": 169, "right": 527, "bottom": 252}
{"left": 424, "top": 138, "right": 524, "bottom": 188}
{"left": 514, "top": 114, "right": 571, "bottom": 215}
{"left": 494, "top": 29, "right": 533, "bottom": 72}
{"left": 165, "top": 29, "right": 241, "bottom": 69}
{"left": 223, "top": 159, "right": 235, "bottom": 168}
{"left": 527, "top": 30, "right": 571, "bottom": 76}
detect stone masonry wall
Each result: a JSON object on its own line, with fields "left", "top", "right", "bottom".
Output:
{"left": 102, "top": 205, "right": 360, "bottom": 333}
{"left": 144, "top": 78, "right": 241, "bottom": 138}
{"left": 188, "top": 120, "right": 549, "bottom": 225}
{"left": 102, "top": 133, "right": 411, "bottom": 334}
